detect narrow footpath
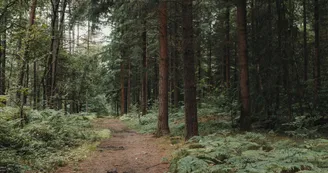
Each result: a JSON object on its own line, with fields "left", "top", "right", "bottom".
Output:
{"left": 56, "top": 119, "right": 171, "bottom": 173}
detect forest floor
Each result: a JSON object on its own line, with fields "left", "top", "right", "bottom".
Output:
{"left": 55, "top": 118, "right": 173, "bottom": 173}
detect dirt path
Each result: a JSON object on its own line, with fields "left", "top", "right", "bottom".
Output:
{"left": 56, "top": 119, "right": 172, "bottom": 173}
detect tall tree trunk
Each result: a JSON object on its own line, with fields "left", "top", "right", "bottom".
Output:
{"left": 225, "top": 6, "right": 231, "bottom": 88}
{"left": 208, "top": 23, "right": 212, "bottom": 89}
{"left": 17, "top": 0, "right": 38, "bottom": 125}
{"left": 275, "top": 0, "right": 284, "bottom": 114}
{"left": 53, "top": 0, "right": 67, "bottom": 109}
{"left": 33, "top": 60, "right": 38, "bottom": 109}
{"left": 120, "top": 21, "right": 126, "bottom": 115}
{"left": 68, "top": 0, "right": 72, "bottom": 54}
{"left": 127, "top": 58, "right": 131, "bottom": 113}
{"left": 0, "top": 35, "right": 3, "bottom": 95}
{"left": 314, "top": 0, "right": 320, "bottom": 105}
{"left": 24, "top": 64, "right": 29, "bottom": 105}
{"left": 77, "top": 22, "right": 79, "bottom": 51}
{"left": 196, "top": 26, "right": 202, "bottom": 99}
{"left": 154, "top": 56, "right": 158, "bottom": 101}
{"left": 183, "top": 0, "right": 198, "bottom": 140}
{"left": 173, "top": 2, "right": 180, "bottom": 108}
{"left": 266, "top": 0, "right": 273, "bottom": 115}
{"left": 303, "top": 0, "right": 308, "bottom": 82}
{"left": 0, "top": 0, "right": 7, "bottom": 96}
{"left": 157, "top": 0, "right": 170, "bottom": 136}
{"left": 46, "top": 0, "right": 60, "bottom": 108}
{"left": 141, "top": 19, "right": 148, "bottom": 115}
{"left": 120, "top": 62, "right": 125, "bottom": 115}
{"left": 237, "top": 0, "right": 251, "bottom": 131}
{"left": 0, "top": 30, "right": 6, "bottom": 95}
{"left": 17, "top": 0, "right": 38, "bottom": 103}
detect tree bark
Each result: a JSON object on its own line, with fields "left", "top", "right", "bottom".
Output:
{"left": 303, "top": 0, "right": 308, "bottom": 82}
{"left": 53, "top": 0, "right": 67, "bottom": 109}
{"left": 237, "top": 0, "right": 251, "bottom": 131}
{"left": 154, "top": 56, "right": 158, "bottom": 101}
{"left": 33, "top": 60, "right": 38, "bottom": 109}
{"left": 46, "top": 0, "right": 60, "bottom": 108}
{"left": 157, "top": 0, "right": 170, "bottom": 136}
{"left": 173, "top": 2, "right": 179, "bottom": 108}
{"left": 141, "top": 19, "right": 148, "bottom": 115}
{"left": 314, "top": 0, "right": 320, "bottom": 105}
{"left": 208, "top": 22, "right": 212, "bottom": 88}
{"left": 120, "top": 62, "right": 125, "bottom": 115}
{"left": 183, "top": 0, "right": 198, "bottom": 140}
{"left": 127, "top": 57, "right": 131, "bottom": 113}
{"left": 0, "top": 0, "right": 8, "bottom": 95}
{"left": 17, "top": 0, "right": 38, "bottom": 104}
{"left": 225, "top": 6, "right": 230, "bottom": 88}
{"left": 0, "top": 29, "right": 6, "bottom": 95}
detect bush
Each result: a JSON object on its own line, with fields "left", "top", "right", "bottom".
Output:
{"left": 89, "top": 94, "right": 110, "bottom": 115}
{"left": 169, "top": 133, "right": 328, "bottom": 173}
{"left": 0, "top": 107, "right": 109, "bottom": 172}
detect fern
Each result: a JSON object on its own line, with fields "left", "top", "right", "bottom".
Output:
{"left": 0, "top": 108, "right": 109, "bottom": 172}
{"left": 170, "top": 133, "right": 328, "bottom": 173}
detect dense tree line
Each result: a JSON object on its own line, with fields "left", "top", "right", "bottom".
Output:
{"left": 0, "top": 0, "right": 327, "bottom": 139}
{"left": 0, "top": 0, "right": 104, "bottom": 125}
{"left": 101, "top": 0, "right": 328, "bottom": 139}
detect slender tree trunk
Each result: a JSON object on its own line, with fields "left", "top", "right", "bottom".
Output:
{"left": 266, "top": 0, "right": 273, "bottom": 115}
{"left": 53, "top": 0, "right": 67, "bottom": 109}
{"left": 303, "top": 0, "right": 308, "bottom": 82}
{"left": 46, "top": 0, "right": 60, "bottom": 108}
{"left": 120, "top": 22, "right": 126, "bottom": 115}
{"left": 173, "top": 3, "right": 179, "bottom": 108}
{"left": 208, "top": 24, "right": 212, "bottom": 89}
{"left": 154, "top": 56, "right": 158, "bottom": 101}
{"left": 234, "top": 42, "right": 238, "bottom": 88}
{"left": 0, "top": 35, "right": 3, "bottom": 95}
{"left": 17, "top": 62, "right": 26, "bottom": 103}
{"left": 33, "top": 60, "right": 38, "bottom": 109}
{"left": 183, "top": 0, "right": 198, "bottom": 139}
{"left": 275, "top": 0, "right": 283, "bottom": 114}
{"left": 225, "top": 6, "right": 231, "bottom": 88}
{"left": 237, "top": 0, "right": 251, "bottom": 131}
{"left": 68, "top": 0, "right": 72, "bottom": 54}
{"left": 77, "top": 22, "right": 79, "bottom": 51}
{"left": 17, "top": 0, "right": 37, "bottom": 125}
{"left": 0, "top": 0, "right": 7, "bottom": 96}
{"left": 286, "top": 0, "right": 293, "bottom": 119}
{"left": 141, "top": 19, "right": 148, "bottom": 115}
{"left": 120, "top": 62, "right": 125, "bottom": 115}
{"left": 127, "top": 57, "right": 131, "bottom": 113}
{"left": 157, "top": 0, "right": 170, "bottom": 136}
{"left": 0, "top": 26, "right": 6, "bottom": 95}
{"left": 194, "top": 18, "right": 203, "bottom": 99}
{"left": 17, "top": 0, "right": 38, "bottom": 103}
{"left": 24, "top": 64, "right": 29, "bottom": 105}
{"left": 314, "top": 0, "right": 320, "bottom": 105}
{"left": 0, "top": 37, "right": 5, "bottom": 95}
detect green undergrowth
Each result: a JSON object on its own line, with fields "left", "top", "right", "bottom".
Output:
{"left": 170, "top": 133, "right": 328, "bottom": 173}
{"left": 0, "top": 107, "right": 110, "bottom": 173}
{"left": 120, "top": 103, "right": 227, "bottom": 136}
{"left": 121, "top": 105, "right": 328, "bottom": 173}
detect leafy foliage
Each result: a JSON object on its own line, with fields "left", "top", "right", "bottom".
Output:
{"left": 122, "top": 97, "right": 328, "bottom": 173}
{"left": 170, "top": 133, "right": 328, "bottom": 173}
{"left": 0, "top": 108, "right": 110, "bottom": 172}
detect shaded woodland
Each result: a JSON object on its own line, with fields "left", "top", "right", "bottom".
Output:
{"left": 1, "top": 0, "right": 328, "bottom": 172}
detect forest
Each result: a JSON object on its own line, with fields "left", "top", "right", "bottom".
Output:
{"left": 1, "top": 0, "right": 328, "bottom": 172}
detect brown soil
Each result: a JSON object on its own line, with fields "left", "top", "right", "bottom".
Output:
{"left": 56, "top": 119, "right": 173, "bottom": 173}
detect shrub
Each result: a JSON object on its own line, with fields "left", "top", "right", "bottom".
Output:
{"left": 0, "top": 108, "right": 109, "bottom": 172}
